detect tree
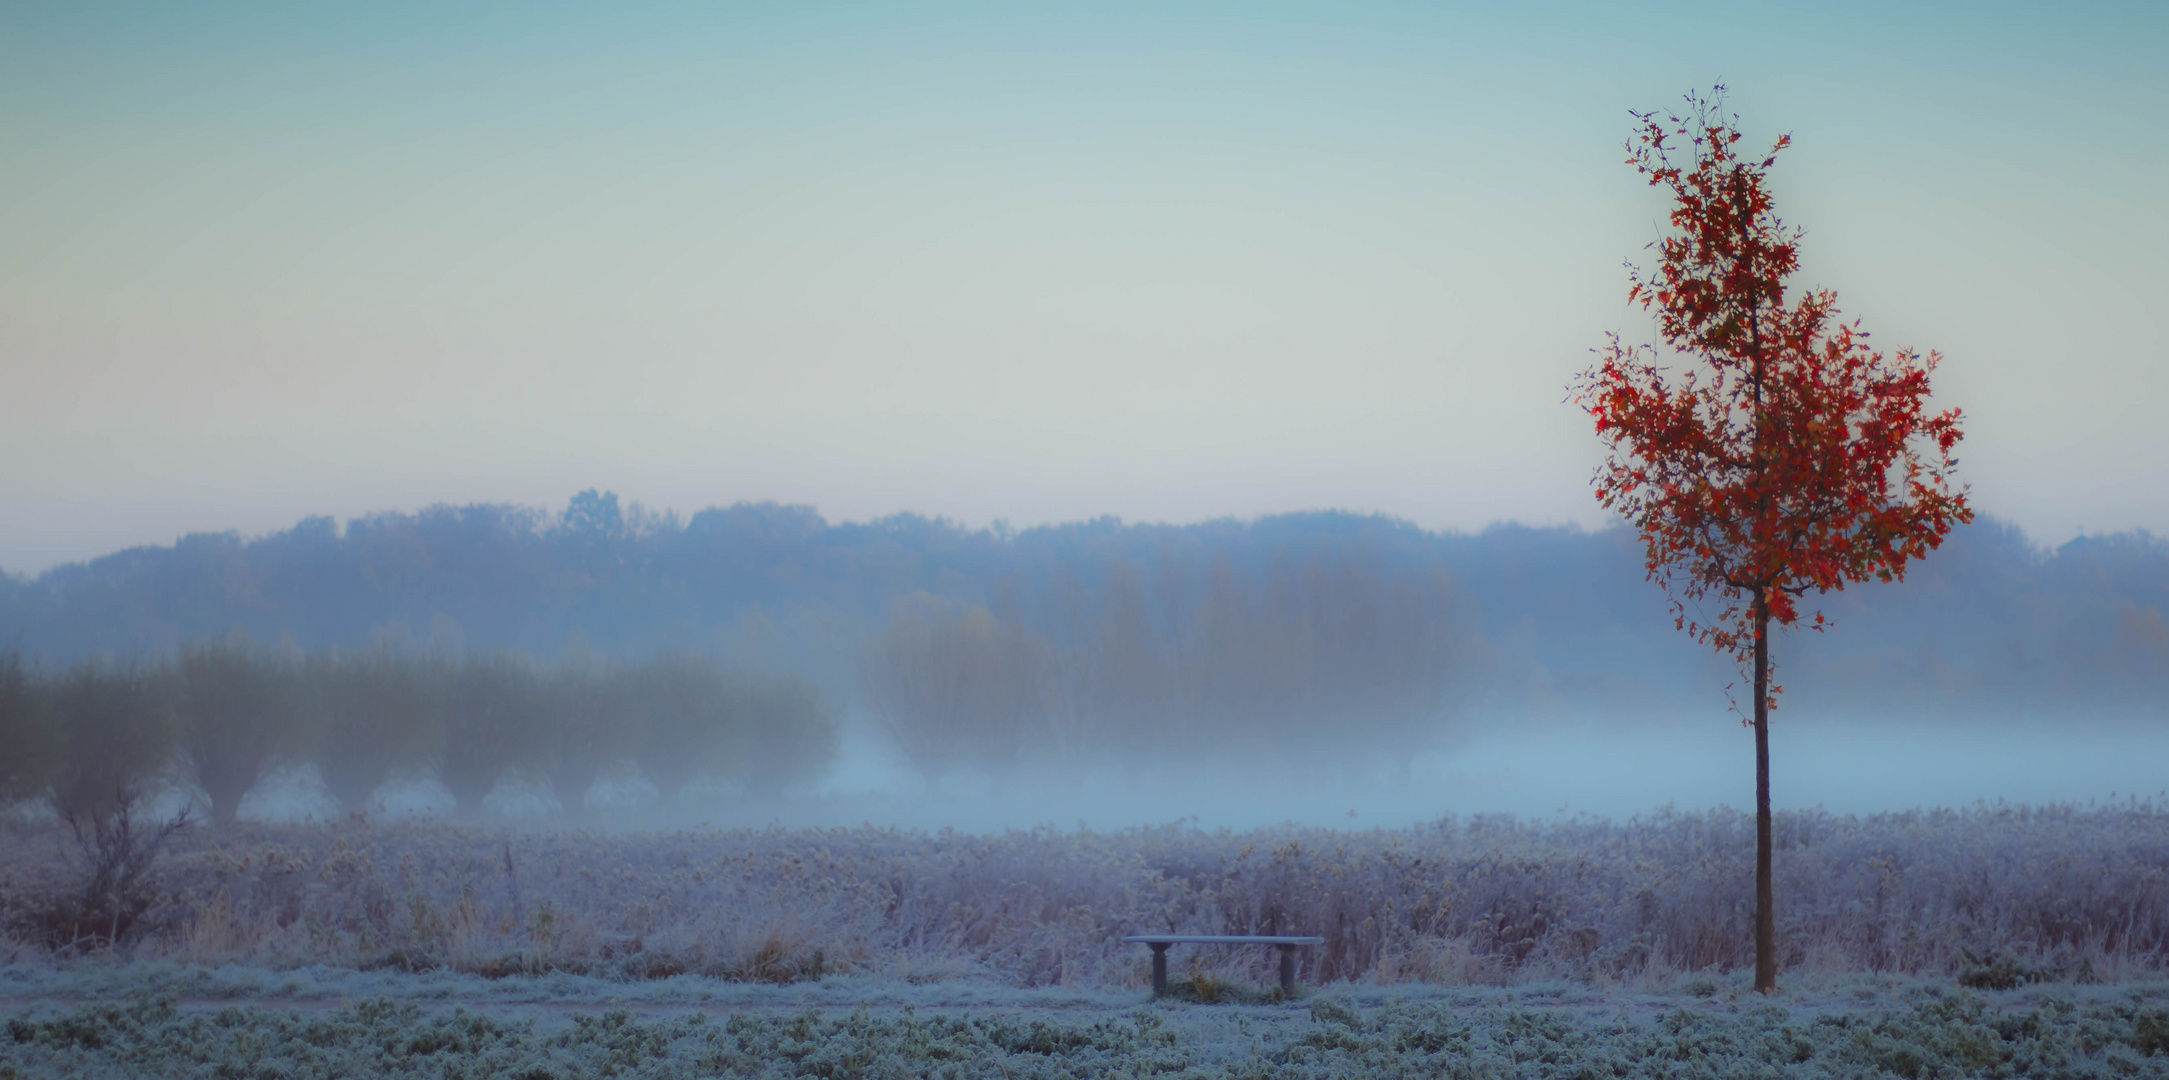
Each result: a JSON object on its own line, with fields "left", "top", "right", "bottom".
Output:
{"left": 41, "top": 660, "right": 191, "bottom": 949}
{"left": 860, "top": 592, "right": 1048, "bottom": 790}
{"left": 1571, "top": 88, "right": 1970, "bottom": 993}
{"left": 48, "top": 660, "right": 178, "bottom": 837}
{"left": 0, "top": 652, "right": 59, "bottom": 806}
{"left": 628, "top": 654, "right": 735, "bottom": 805}
{"left": 173, "top": 637, "right": 306, "bottom": 826}
{"left": 438, "top": 652, "right": 545, "bottom": 816}
{"left": 309, "top": 649, "right": 443, "bottom": 813}
{"left": 725, "top": 673, "right": 840, "bottom": 798}
{"left": 538, "top": 656, "right": 637, "bottom": 818}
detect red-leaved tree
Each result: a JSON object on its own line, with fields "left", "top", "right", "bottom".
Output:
{"left": 1572, "top": 88, "right": 1970, "bottom": 994}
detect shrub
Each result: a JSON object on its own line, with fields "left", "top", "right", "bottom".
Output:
{"left": 21, "top": 659, "right": 190, "bottom": 951}
{"left": 17, "top": 799, "right": 191, "bottom": 950}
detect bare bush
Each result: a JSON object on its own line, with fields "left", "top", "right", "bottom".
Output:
{"left": 20, "top": 799, "right": 191, "bottom": 951}
{"left": 174, "top": 637, "right": 307, "bottom": 826}
{"left": 18, "top": 660, "right": 193, "bottom": 951}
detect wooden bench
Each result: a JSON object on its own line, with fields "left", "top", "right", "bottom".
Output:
{"left": 1121, "top": 934, "right": 1325, "bottom": 995}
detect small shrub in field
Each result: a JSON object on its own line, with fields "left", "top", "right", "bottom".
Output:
{"left": 17, "top": 800, "right": 191, "bottom": 951}
{"left": 1956, "top": 949, "right": 2046, "bottom": 991}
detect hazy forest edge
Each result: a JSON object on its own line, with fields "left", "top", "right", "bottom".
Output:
{"left": 2, "top": 497, "right": 2166, "bottom": 727}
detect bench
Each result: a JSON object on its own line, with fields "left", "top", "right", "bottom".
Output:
{"left": 1121, "top": 934, "right": 1325, "bottom": 995}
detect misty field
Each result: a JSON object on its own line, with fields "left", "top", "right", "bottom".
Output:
{"left": 6, "top": 802, "right": 2169, "bottom": 1076}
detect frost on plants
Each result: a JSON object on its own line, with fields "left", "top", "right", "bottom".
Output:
{"left": 12, "top": 986, "right": 2169, "bottom": 1078}
{"left": 3, "top": 801, "right": 2166, "bottom": 989}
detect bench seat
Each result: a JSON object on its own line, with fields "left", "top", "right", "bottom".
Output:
{"left": 1121, "top": 934, "right": 1324, "bottom": 994}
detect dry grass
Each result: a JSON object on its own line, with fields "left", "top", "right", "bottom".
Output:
{"left": 2, "top": 800, "right": 2164, "bottom": 991}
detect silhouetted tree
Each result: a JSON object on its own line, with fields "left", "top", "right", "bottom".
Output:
{"left": 561, "top": 489, "right": 625, "bottom": 540}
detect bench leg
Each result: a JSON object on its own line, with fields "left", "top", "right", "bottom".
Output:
{"left": 1277, "top": 944, "right": 1297, "bottom": 995}
{"left": 1150, "top": 943, "right": 1169, "bottom": 996}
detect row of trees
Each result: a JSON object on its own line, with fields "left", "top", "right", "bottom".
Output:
{"left": 7, "top": 494, "right": 2165, "bottom": 730}
{"left": 0, "top": 641, "right": 838, "bottom": 829}
{"left": 861, "top": 544, "right": 1476, "bottom": 787}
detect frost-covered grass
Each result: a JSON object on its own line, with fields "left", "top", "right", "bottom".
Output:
{"left": 3, "top": 800, "right": 2166, "bottom": 991}
{"left": 7, "top": 971, "right": 2169, "bottom": 1078}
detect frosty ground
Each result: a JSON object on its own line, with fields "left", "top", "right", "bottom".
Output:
{"left": 4, "top": 803, "right": 2167, "bottom": 1075}
{"left": 8, "top": 964, "right": 2169, "bottom": 1078}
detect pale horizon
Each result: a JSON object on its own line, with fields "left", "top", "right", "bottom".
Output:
{"left": 6, "top": 3, "right": 2164, "bottom": 575}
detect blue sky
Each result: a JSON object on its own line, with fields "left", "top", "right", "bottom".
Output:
{"left": 3, "top": 1, "right": 2163, "bottom": 573}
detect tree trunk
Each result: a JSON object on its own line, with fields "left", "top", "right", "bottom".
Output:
{"left": 1753, "top": 588, "right": 1777, "bottom": 994}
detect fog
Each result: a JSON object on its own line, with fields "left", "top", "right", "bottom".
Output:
{"left": 110, "top": 692, "right": 2169, "bottom": 838}
{"left": 4, "top": 499, "right": 2165, "bottom": 835}
{"left": 166, "top": 709, "right": 2159, "bottom": 839}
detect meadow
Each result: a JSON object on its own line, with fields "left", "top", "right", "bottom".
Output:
{"left": 5, "top": 801, "right": 2166, "bottom": 989}
{"left": 4, "top": 803, "right": 2169, "bottom": 1075}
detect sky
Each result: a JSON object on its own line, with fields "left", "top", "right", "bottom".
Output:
{"left": 3, "top": 1, "right": 2164, "bottom": 576}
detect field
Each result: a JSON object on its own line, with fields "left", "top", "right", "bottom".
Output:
{"left": 9, "top": 967, "right": 2169, "bottom": 1078}
{"left": 5, "top": 802, "right": 2169, "bottom": 1076}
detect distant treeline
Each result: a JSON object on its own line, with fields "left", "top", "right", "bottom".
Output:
{"left": 0, "top": 641, "right": 837, "bottom": 828}
{"left": 864, "top": 545, "right": 1471, "bottom": 785}
{"left": 2, "top": 494, "right": 2164, "bottom": 724}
